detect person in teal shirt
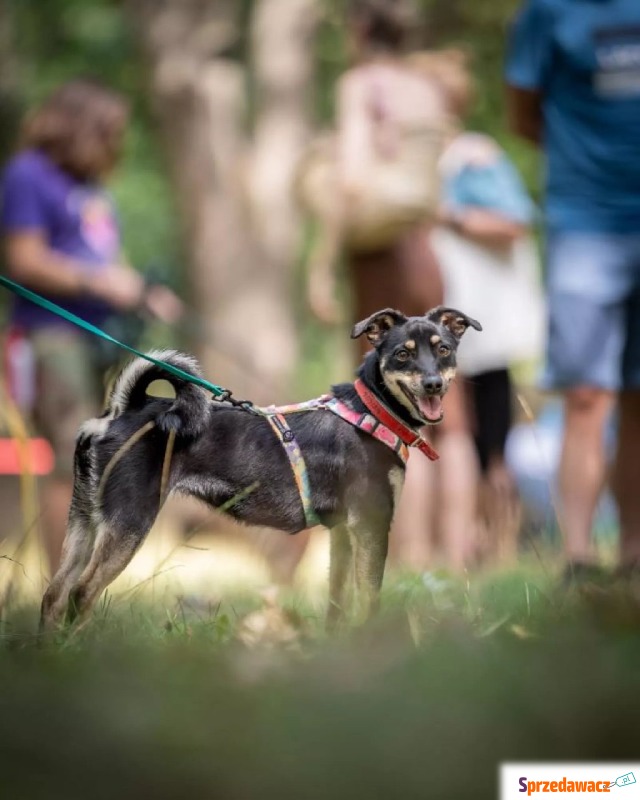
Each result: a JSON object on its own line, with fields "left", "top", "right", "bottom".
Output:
{"left": 506, "top": 0, "right": 640, "bottom": 582}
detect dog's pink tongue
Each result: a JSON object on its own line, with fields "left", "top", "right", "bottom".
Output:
{"left": 418, "top": 395, "right": 443, "bottom": 422}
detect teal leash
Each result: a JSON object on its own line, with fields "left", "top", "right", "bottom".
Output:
{"left": 0, "top": 274, "right": 322, "bottom": 528}
{"left": 0, "top": 274, "right": 226, "bottom": 397}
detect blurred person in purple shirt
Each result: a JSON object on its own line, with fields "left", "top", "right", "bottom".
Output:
{"left": 1, "top": 78, "right": 181, "bottom": 573}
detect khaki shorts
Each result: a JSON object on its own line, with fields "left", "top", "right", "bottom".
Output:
{"left": 29, "top": 329, "right": 104, "bottom": 477}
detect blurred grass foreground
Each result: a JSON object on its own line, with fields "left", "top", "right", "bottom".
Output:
{"left": 2, "top": 551, "right": 640, "bottom": 799}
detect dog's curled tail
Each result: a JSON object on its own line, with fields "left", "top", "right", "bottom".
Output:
{"left": 108, "top": 349, "right": 210, "bottom": 438}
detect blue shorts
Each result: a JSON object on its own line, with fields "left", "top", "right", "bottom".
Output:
{"left": 544, "top": 230, "right": 640, "bottom": 391}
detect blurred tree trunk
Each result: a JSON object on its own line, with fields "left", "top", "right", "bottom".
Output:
{"left": 247, "top": 0, "right": 318, "bottom": 389}
{"left": 125, "top": 0, "right": 317, "bottom": 404}
{"left": 244, "top": 0, "right": 319, "bottom": 573}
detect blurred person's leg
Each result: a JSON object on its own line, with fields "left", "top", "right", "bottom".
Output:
{"left": 32, "top": 329, "right": 98, "bottom": 575}
{"left": 401, "top": 227, "right": 478, "bottom": 572}
{"left": 614, "top": 258, "right": 640, "bottom": 567}
{"left": 558, "top": 387, "right": 613, "bottom": 564}
{"left": 545, "top": 231, "right": 633, "bottom": 567}
{"left": 613, "top": 390, "right": 640, "bottom": 566}
{"left": 434, "top": 379, "right": 479, "bottom": 572}
{"left": 390, "top": 450, "right": 436, "bottom": 570}
{"left": 470, "top": 370, "right": 515, "bottom": 496}
{"left": 469, "top": 369, "right": 520, "bottom": 563}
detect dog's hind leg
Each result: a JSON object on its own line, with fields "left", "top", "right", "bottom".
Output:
{"left": 39, "top": 505, "right": 96, "bottom": 632}
{"left": 66, "top": 509, "right": 157, "bottom": 624}
{"left": 326, "top": 524, "right": 354, "bottom": 631}
{"left": 40, "top": 436, "right": 98, "bottom": 632}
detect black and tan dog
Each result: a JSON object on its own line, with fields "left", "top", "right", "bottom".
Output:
{"left": 40, "top": 306, "right": 480, "bottom": 631}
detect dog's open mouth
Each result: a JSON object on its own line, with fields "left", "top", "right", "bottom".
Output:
{"left": 400, "top": 385, "right": 444, "bottom": 424}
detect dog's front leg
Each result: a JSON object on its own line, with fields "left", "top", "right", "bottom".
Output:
{"left": 327, "top": 523, "right": 354, "bottom": 631}
{"left": 348, "top": 506, "right": 392, "bottom": 622}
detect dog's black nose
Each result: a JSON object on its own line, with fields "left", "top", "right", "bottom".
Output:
{"left": 423, "top": 376, "right": 443, "bottom": 394}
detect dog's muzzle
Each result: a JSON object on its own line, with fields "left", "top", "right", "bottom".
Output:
{"left": 399, "top": 383, "right": 444, "bottom": 424}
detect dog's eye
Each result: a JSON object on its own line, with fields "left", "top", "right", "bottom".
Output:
{"left": 395, "top": 349, "right": 411, "bottom": 362}
{"left": 437, "top": 344, "right": 451, "bottom": 357}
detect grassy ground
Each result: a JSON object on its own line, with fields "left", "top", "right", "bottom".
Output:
{"left": 2, "top": 554, "right": 640, "bottom": 800}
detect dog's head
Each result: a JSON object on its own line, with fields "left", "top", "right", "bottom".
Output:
{"left": 351, "top": 306, "right": 482, "bottom": 425}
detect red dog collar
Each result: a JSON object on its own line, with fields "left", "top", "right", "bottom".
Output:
{"left": 354, "top": 379, "right": 439, "bottom": 462}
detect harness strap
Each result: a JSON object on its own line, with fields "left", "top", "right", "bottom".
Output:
{"left": 264, "top": 413, "right": 321, "bottom": 529}
{"left": 323, "top": 397, "right": 410, "bottom": 464}
{"left": 260, "top": 395, "right": 332, "bottom": 416}
{"left": 260, "top": 385, "right": 439, "bottom": 524}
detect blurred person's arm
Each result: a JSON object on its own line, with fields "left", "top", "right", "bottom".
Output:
{"left": 441, "top": 207, "right": 528, "bottom": 247}
{"left": 506, "top": 87, "right": 542, "bottom": 145}
{"left": 4, "top": 230, "right": 145, "bottom": 310}
{"left": 141, "top": 281, "right": 184, "bottom": 324}
{"left": 1, "top": 159, "right": 184, "bottom": 318}
{"left": 1, "top": 158, "right": 144, "bottom": 309}
{"left": 440, "top": 153, "right": 535, "bottom": 247}
{"left": 6, "top": 233, "right": 183, "bottom": 322}
{"left": 504, "top": 0, "right": 555, "bottom": 145}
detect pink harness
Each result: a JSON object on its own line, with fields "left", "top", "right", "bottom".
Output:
{"left": 323, "top": 396, "right": 411, "bottom": 464}
{"left": 258, "top": 391, "right": 438, "bottom": 529}
{"left": 262, "top": 392, "right": 439, "bottom": 466}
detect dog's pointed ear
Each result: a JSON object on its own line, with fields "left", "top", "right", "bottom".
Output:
{"left": 425, "top": 306, "right": 482, "bottom": 340}
{"left": 351, "top": 308, "right": 408, "bottom": 347}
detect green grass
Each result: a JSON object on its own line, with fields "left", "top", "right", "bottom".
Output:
{"left": 2, "top": 566, "right": 640, "bottom": 800}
